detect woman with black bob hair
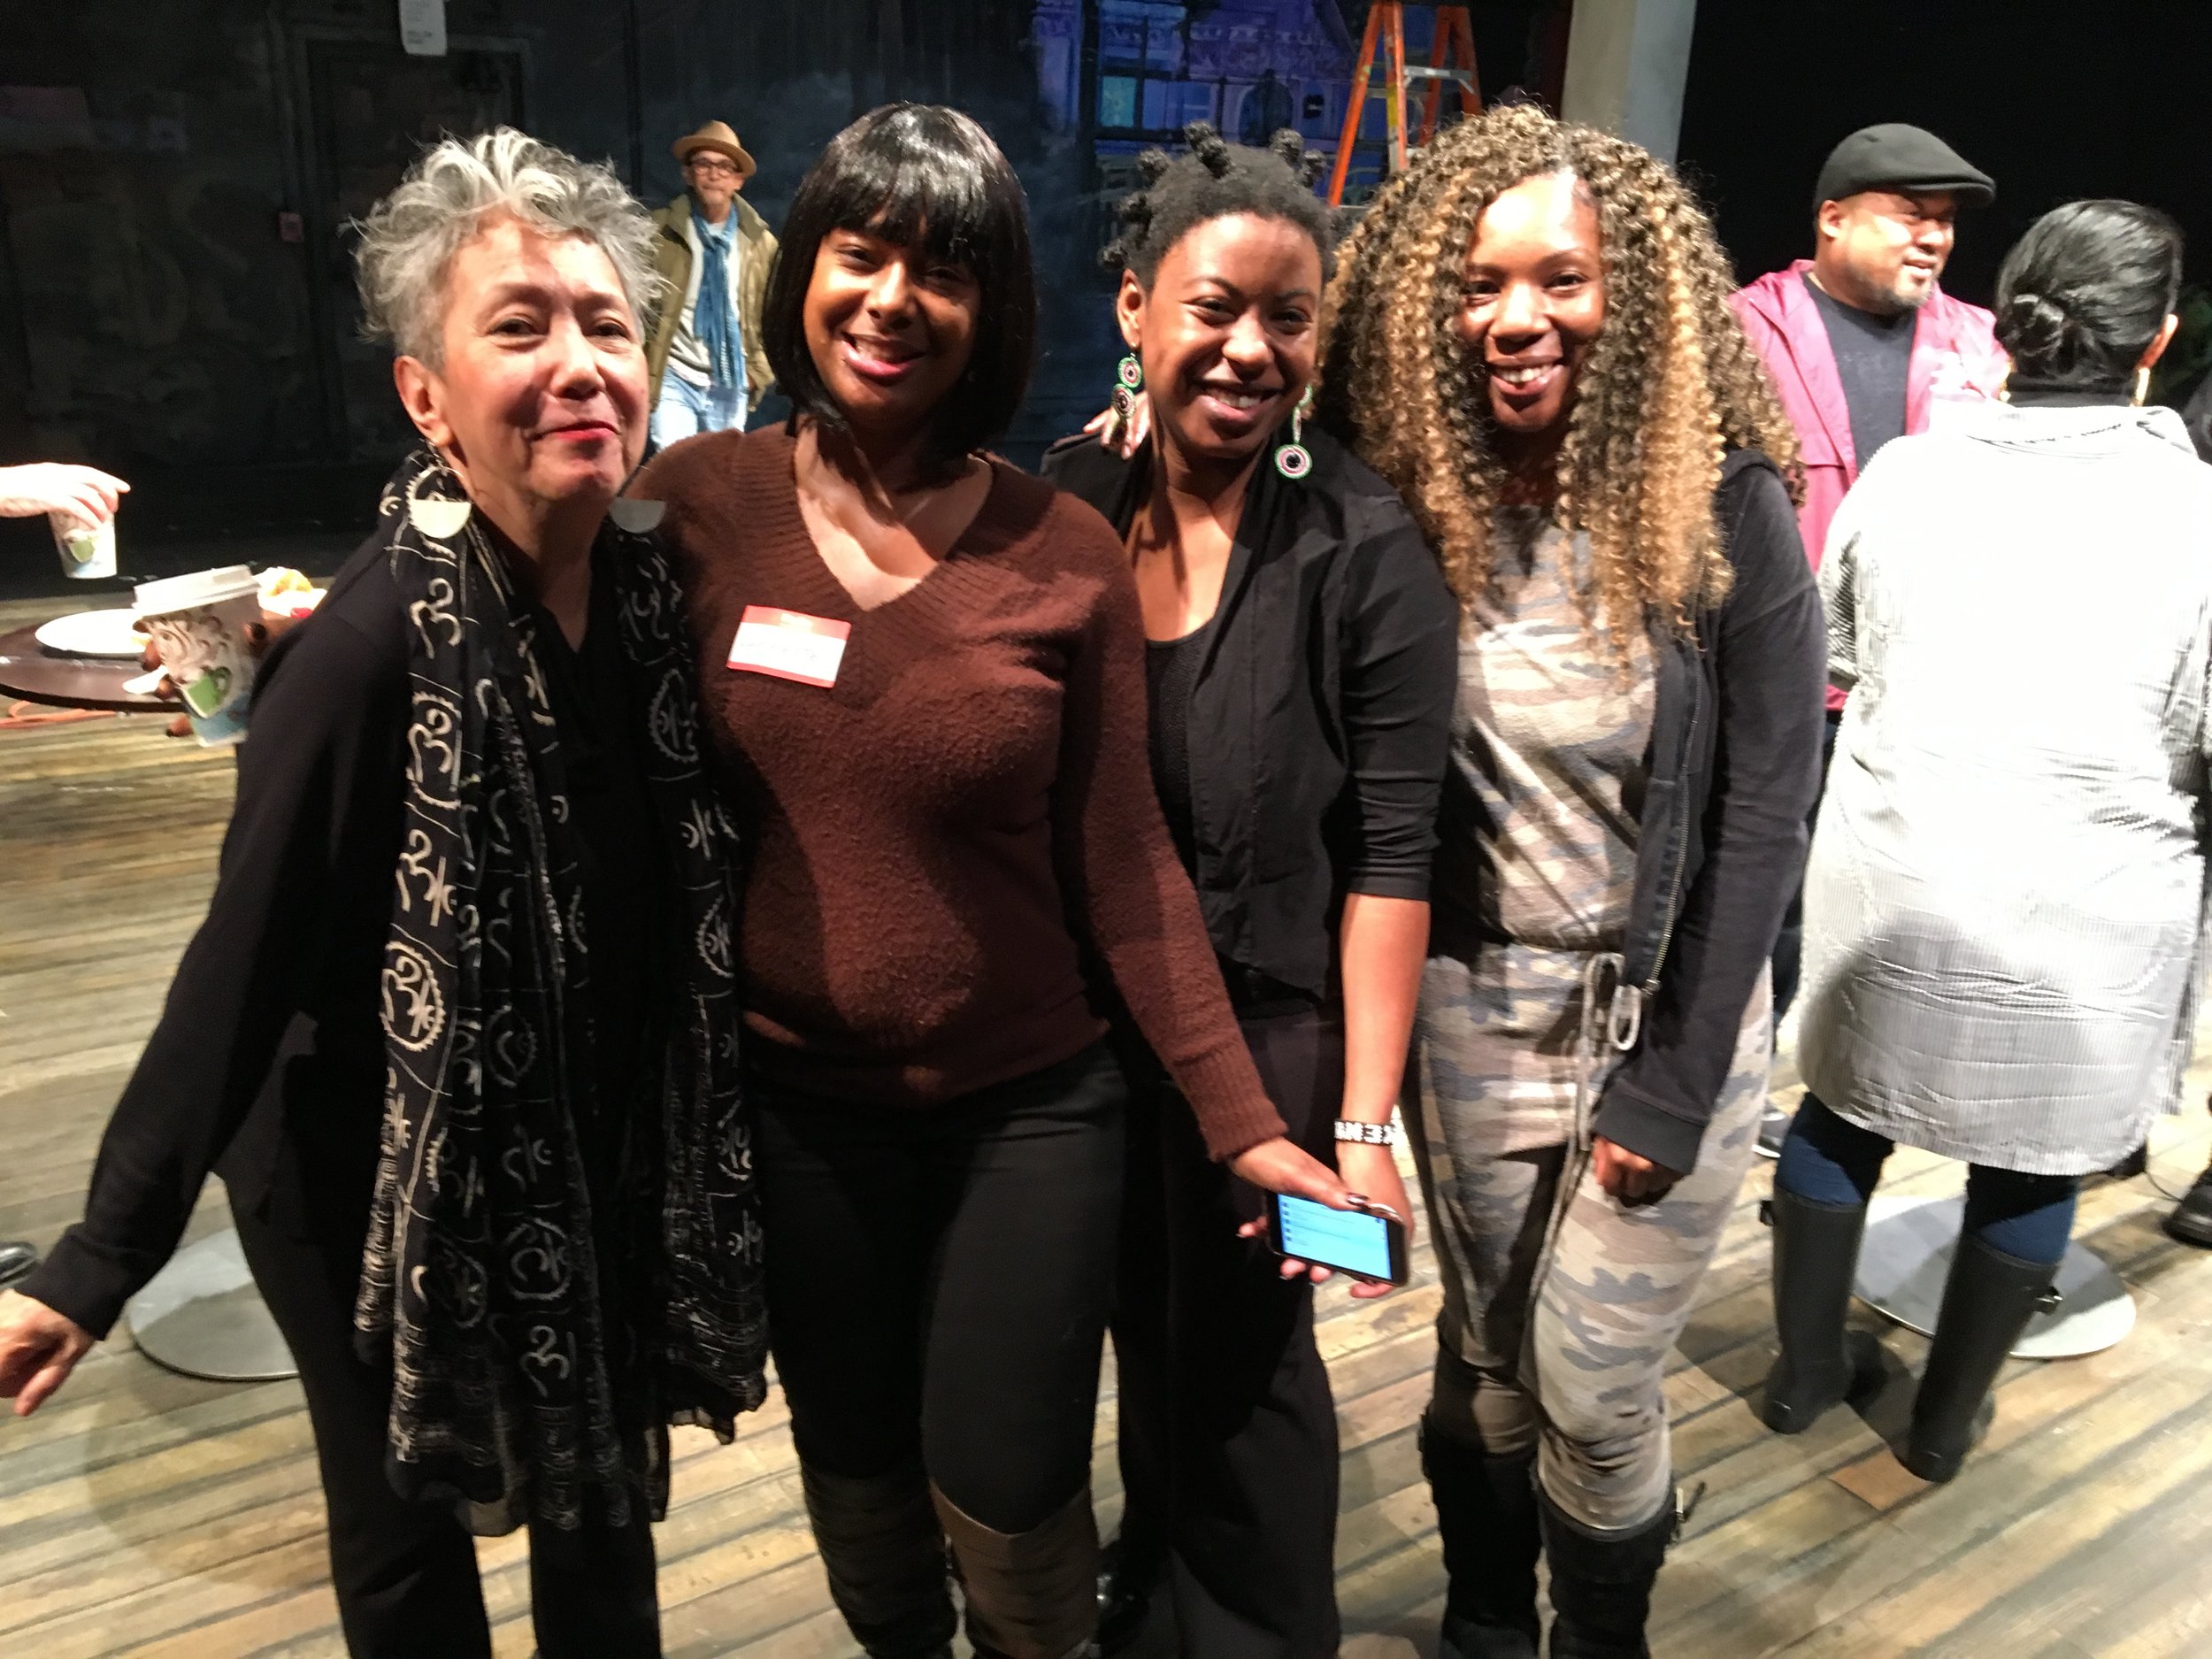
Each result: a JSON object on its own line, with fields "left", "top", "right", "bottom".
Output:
{"left": 759, "top": 101, "right": 1034, "bottom": 475}
{"left": 1045, "top": 122, "right": 1455, "bottom": 1657}
{"left": 636, "top": 104, "right": 1351, "bottom": 1659}
{"left": 1770, "top": 199, "right": 2212, "bottom": 1485}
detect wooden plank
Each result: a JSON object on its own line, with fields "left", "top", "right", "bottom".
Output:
{"left": 7, "top": 688, "right": 2212, "bottom": 1657}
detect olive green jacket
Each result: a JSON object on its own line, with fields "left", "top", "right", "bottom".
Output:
{"left": 647, "top": 193, "right": 777, "bottom": 411}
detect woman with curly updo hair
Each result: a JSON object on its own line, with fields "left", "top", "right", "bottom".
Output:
{"left": 1323, "top": 105, "right": 1825, "bottom": 1657}
{"left": 1047, "top": 122, "right": 1455, "bottom": 1657}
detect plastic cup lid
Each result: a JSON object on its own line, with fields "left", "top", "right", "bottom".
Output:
{"left": 134, "top": 565, "right": 261, "bottom": 616}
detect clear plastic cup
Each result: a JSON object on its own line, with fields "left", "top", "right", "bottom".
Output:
{"left": 51, "top": 512, "right": 117, "bottom": 580}
{"left": 133, "top": 565, "right": 264, "bottom": 746}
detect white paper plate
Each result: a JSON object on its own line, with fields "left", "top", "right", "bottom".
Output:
{"left": 35, "top": 608, "right": 145, "bottom": 660}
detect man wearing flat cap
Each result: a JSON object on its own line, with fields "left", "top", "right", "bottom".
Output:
{"left": 1732, "top": 125, "right": 2009, "bottom": 1147}
{"left": 648, "top": 120, "right": 778, "bottom": 446}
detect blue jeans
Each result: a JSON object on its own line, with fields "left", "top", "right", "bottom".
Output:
{"left": 649, "top": 373, "right": 744, "bottom": 448}
{"left": 1777, "top": 1094, "right": 2078, "bottom": 1265}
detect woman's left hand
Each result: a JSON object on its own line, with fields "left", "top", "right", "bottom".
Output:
{"left": 1333, "top": 1139, "right": 1414, "bottom": 1300}
{"left": 1592, "top": 1136, "right": 1681, "bottom": 1206}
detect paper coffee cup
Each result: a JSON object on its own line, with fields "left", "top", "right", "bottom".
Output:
{"left": 133, "top": 565, "right": 264, "bottom": 747}
{"left": 51, "top": 512, "right": 117, "bottom": 580}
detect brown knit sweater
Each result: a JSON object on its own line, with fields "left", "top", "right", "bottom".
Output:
{"left": 637, "top": 427, "right": 1286, "bottom": 1159}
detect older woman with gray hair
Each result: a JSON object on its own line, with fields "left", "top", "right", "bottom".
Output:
{"left": 0, "top": 129, "right": 764, "bottom": 1656}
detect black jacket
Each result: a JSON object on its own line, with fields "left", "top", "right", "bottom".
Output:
{"left": 1042, "top": 426, "right": 1457, "bottom": 1003}
{"left": 1586, "top": 449, "right": 1824, "bottom": 1172}
{"left": 23, "top": 537, "right": 667, "bottom": 1338}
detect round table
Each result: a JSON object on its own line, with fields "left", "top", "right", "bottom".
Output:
{"left": 2, "top": 619, "right": 299, "bottom": 1381}
{"left": 0, "top": 621, "right": 168, "bottom": 712}
{"left": 1855, "top": 1192, "right": 2135, "bottom": 1358}
{"left": 124, "top": 1220, "right": 297, "bottom": 1383}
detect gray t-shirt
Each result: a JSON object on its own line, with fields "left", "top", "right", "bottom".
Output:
{"left": 1804, "top": 273, "right": 1914, "bottom": 470}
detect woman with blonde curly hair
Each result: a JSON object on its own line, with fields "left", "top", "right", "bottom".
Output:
{"left": 1321, "top": 105, "right": 1825, "bottom": 1656}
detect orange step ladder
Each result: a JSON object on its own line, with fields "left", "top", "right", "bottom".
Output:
{"left": 1325, "top": 4, "right": 1483, "bottom": 206}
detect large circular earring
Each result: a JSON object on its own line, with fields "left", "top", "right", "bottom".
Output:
{"left": 1113, "top": 351, "right": 1144, "bottom": 419}
{"left": 1274, "top": 386, "right": 1315, "bottom": 480}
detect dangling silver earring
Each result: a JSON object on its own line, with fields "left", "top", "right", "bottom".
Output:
{"left": 1275, "top": 386, "right": 1315, "bottom": 480}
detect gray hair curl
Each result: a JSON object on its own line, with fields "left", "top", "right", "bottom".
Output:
{"left": 355, "top": 127, "right": 662, "bottom": 364}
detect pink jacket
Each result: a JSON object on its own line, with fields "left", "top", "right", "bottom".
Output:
{"left": 1732, "top": 260, "right": 2008, "bottom": 571}
{"left": 1732, "top": 263, "right": 2007, "bottom": 710}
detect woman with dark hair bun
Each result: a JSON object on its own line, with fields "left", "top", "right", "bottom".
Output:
{"left": 1045, "top": 122, "right": 1456, "bottom": 1657}
{"left": 1767, "top": 199, "right": 2212, "bottom": 1484}
{"left": 636, "top": 104, "right": 1351, "bottom": 1659}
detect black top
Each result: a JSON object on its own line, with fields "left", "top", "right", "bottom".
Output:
{"left": 1586, "top": 449, "right": 1825, "bottom": 1174}
{"left": 1144, "top": 618, "right": 1215, "bottom": 876}
{"left": 1804, "top": 273, "right": 1914, "bottom": 469}
{"left": 1043, "top": 425, "right": 1457, "bottom": 1008}
{"left": 23, "top": 534, "right": 668, "bottom": 1337}
{"left": 526, "top": 556, "right": 670, "bottom": 1189}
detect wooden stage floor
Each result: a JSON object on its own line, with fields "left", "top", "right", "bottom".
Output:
{"left": 4, "top": 593, "right": 2211, "bottom": 1658}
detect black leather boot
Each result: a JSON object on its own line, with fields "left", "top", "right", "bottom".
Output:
{"left": 798, "top": 1455, "right": 958, "bottom": 1658}
{"left": 1760, "top": 1189, "right": 1883, "bottom": 1433}
{"left": 1537, "top": 1488, "right": 1674, "bottom": 1658}
{"left": 1093, "top": 1532, "right": 1162, "bottom": 1657}
{"left": 0, "top": 1241, "right": 35, "bottom": 1287}
{"left": 2164, "top": 1162, "right": 2212, "bottom": 1248}
{"left": 1903, "top": 1233, "right": 2055, "bottom": 1484}
{"left": 1421, "top": 1423, "right": 1540, "bottom": 1659}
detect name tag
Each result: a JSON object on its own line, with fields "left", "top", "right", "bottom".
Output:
{"left": 727, "top": 605, "right": 851, "bottom": 688}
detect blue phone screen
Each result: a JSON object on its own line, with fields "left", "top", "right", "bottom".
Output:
{"left": 1275, "top": 1194, "right": 1394, "bottom": 1279}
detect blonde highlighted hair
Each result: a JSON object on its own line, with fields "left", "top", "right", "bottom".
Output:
{"left": 1318, "top": 104, "right": 1799, "bottom": 647}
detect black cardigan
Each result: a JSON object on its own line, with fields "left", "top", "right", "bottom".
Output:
{"left": 21, "top": 542, "right": 408, "bottom": 1337}
{"left": 1042, "top": 425, "right": 1457, "bottom": 1004}
{"left": 22, "top": 536, "right": 666, "bottom": 1338}
{"left": 1591, "top": 450, "right": 1824, "bottom": 1171}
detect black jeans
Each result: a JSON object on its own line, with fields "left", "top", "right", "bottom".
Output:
{"left": 751, "top": 1040, "right": 1127, "bottom": 1532}
{"left": 232, "top": 1189, "right": 660, "bottom": 1659}
{"left": 1113, "top": 1005, "right": 1344, "bottom": 1659}
{"left": 1771, "top": 705, "right": 1846, "bottom": 1020}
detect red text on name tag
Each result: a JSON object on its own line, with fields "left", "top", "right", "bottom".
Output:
{"left": 726, "top": 605, "right": 851, "bottom": 688}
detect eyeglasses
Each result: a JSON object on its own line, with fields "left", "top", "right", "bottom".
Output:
{"left": 687, "top": 157, "right": 741, "bottom": 178}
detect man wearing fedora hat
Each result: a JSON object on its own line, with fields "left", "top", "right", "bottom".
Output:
{"left": 648, "top": 120, "right": 778, "bottom": 447}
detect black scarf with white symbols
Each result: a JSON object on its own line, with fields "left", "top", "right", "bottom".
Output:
{"left": 356, "top": 447, "right": 765, "bottom": 1534}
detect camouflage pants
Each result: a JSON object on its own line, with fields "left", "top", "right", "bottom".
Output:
{"left": 1409, "top": 949, "right": 1771, "bottom": 1532}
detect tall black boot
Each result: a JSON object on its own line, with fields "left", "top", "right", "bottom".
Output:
{"left": 1760, "top": 1189, "right": 1883, "bottom": 1433}
{"left": 1421, "top": 1423, "right": 1540, "bottom": 1659}
{"left": 0, "top": 1241, "right": 35, "bottom": 1287}
{"left": 799, "top": 1455, "right": 959, "bottom": 1658}
{"left": 1537, "top": 1488, "right": 1673, "bottom": 1659}
{"left": 1903, "top": 1233, "right": 2054, "bottom": 1484}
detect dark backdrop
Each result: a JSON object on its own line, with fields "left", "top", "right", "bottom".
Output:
{"left": 1677, "top": 0, "right": 2212, "bottom": 309}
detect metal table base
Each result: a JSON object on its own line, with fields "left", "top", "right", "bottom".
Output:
{"left": 124, "top": 1227, "right": 297, "bottom": 1383}
{"left": 1854, "top": 1193, "right": 2134, "bottom": 1359}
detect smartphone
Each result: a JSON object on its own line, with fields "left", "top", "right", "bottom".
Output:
{"left": 1265, "top": 1193, "right": 1410, "bottom": 1286}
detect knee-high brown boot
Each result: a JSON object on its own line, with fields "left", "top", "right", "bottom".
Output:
{"left": 799, "top": 1455, "right": 959, "bottom": 1658}
{"left": 931, "top": 1484, "right": 1100, "bottom": 1659}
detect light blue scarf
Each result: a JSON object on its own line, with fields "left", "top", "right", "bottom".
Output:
{"left": 691, "top": 210, "right": 741, "bottom": 392}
